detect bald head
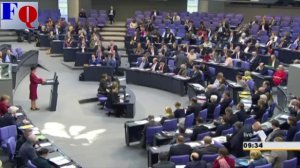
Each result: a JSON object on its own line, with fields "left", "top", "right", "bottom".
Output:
{"left": 177, "top": 135, "right": 185, "bottom": 144}
{"left": 27, "top": 134, "right": 37, "bottom": 144}
{"left": 191, "top": 152, "right": 200, "bottom": 161}
{"left": 252, "top": 122, "right": 261, "bottom": 132}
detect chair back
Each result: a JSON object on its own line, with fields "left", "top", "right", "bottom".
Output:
{"left": 202, "top": 153, "right": 218, "bottom": 163}
{"left": 221, "top": 127, "right": 234, "bottom": 136}
{"left": 268, "top": 102, "right": 276, "bottom": 117}
{"left": 267, "top": 70, "right": 274, "bottom": 76}
{"left": 261, "top": 111, "right": 269, "bottom": 123}
{"left": 199, "top": 109, "right": 208, "bottom": 122}
{"left": 184, "top": 113, "right": 194, "bottom": 128}
{"left": 208, "top": 67, "right": 215, "bottom": 76}
{"left": 162, "top": 119, "right": 177, "bottom": 131}
{"left": 293, "top": 131, "right": 300, "bottom": 141}
{"left": 27, "top": 160, "right": 37, "bottom": 168}
{"left": 145, "top": 126, "right": 163, "bottom": 146}
{"left": 197, "top": 131, "right": 211, "bottom": 140}
{"left": 170, "top": 155, "right": 189, "bottom": 165}
{"left": 247, "top": 80, "right": 255, "bottom": 94}
{"left": 241, "top": 61, "right": 250, "bottom": 70}
{"left": 229, "top": 100, "right": 234, "bottom": 107}
{"left": 7, "top": 137, "right": 16, "bottom": 160}
{"left": 244, "top": 116, "right": 255, "bottom": 126}
{"left": 254, "top": 163, "right": 272, "bottom": 168}
{"left": 282, "top": 157, "right": 298, "bottom": 168}
{"left": 213, "top": 140, "right": 224, "bottom": 148}
{"left": 213, "top": 104, "right": 221, "bottom": 120}
{"left": 0, "top": 125, "right": 17, "bottom": 142}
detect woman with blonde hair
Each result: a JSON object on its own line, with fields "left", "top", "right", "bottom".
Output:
{"left": 243, "top": 71, "right": 252, "bottom": 81}
{"left": 248, "top": 150, "right": 269, "bottom": 168}
{"left": 160, "top": 106, "right": 174, "bottom": 124}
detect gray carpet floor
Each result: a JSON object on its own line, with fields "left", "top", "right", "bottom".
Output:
{"left": 1, "top": 42, "right": 189, "bottom": 168}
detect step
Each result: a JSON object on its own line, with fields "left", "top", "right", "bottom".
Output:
{"left": 102, "top": 27, "right": 127, "bottom": 32}
{"left": 105, "top": 22, "right": 126, "bottom": 27}
{"left": 0, "top": 36, "right": 18, "bottom": 42}
{"left": 100, "top": 31, "right": 126, "bottom": 36}
{"left": 102, "top": 36, "right": 125, "bottom": 42}
{"left": 0, "top": 31, "right": 17, "bottom": 36}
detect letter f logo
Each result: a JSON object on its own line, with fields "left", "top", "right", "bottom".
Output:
{"left": 2, "top": 3, "right": 18, "bottom": 20}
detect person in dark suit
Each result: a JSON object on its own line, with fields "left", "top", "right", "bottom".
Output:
{"left": 287, "top": 116, "right": 298, "bottom": 141}
{"left": 32, "top": 148, "right": 51, "bottom": 168}
{"left": 106, "top": 82, "right": 122, "bottom": 117}
{"left": 266, "top": 119, "right": 285, "bottom": 142}
{"left": 153, "top": 152, "right": 175, "bottom": 168}
{"left": 185, "top": 152, "right": 207, "bottom": 168}
{"left": 268, "top": 54, "right": 280, "bottom": 69}
{"left": 255, "top": 63, "right": 268, "bottom": 76}
{"left": 137, "top": 56, "right": 150, "bottom": 69}
{"left": 78, "top": 8, "right": 87, "bottom": 18}
{"left": 228, "top": 121, "right": 245, "bottom": 157}
{"left": 158, "top": 60, "right": 170, "bottom": 73}
{"left": 251, "top": 99, "right": 267, "bottom": 122}
{"left": 224, "top": 107, "right": 238, "bottom": 126}
{"left": 219, "top": 92, "right": 232, "bottom": 116}
{"left": 173, "top": 102, "right": 185, "bottom": 119}
{"left": 249, "top": 52, "right": 261, "bottom": 71}
{"left": 235, "top": 103, "right": 249, "bottom": 122}
{"left": 174, "top": 48, "right": 188, "bottom": 73}
{"left": 0, "top": 106, "right": 28, "bottom": 128}
{"left": 214, "top": 116, "right": 231, "bottom": 137}
{"left": 107, "top": 6, "right": 116, "bottom": 24}
{"left": 205, "top": 85, "right": 220, "bottom": 103}
{"left": 202, "top": 95, "right": 218, "bottom": 120}
{"left": 141, "top": 115, "right": 161, "bottom": 148}
{"left": 150, "top": 58, "right": 160, "bottom": 72}
{"left": 3, "top": 49, "right": 17, "bottom": 63}
{"left": 89, "top": 54, "right": 100, "bottom": 66}
{"left": 160, "top": 106, "right": 175, "bottom": 124}
{"left": 189, "top": 65, "right": 204, "bottom": 85}
{"left": 170, "top": 125, "right": 190, "bottom": 144}
{"left": 259, "top": 20, "right": 270, "bottom": 32}
{"left": 19, "top": 134, "right": 38, "bottom": 165}
{"left": 193, "top": 136, "right": 219, "bottom": 159}
{"left": 186, "top": 98, "right": 202, "bottom": 119}
{"left": 191, "top": 117, "right": 209, "bottom": 141}
{"left": 150, "top": 9, "right": 159, "bottom": 20}
{"left": 231, "top": 46, "right": 245, "bottom": 61}
{"left": 169, "top": 135, "right": 192, "bottom": 157}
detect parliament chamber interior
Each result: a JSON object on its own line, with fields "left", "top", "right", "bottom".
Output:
{"left": 1, "top": 0, "right": 300, "bottom": 167}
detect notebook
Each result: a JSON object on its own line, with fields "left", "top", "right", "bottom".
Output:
{"left": 49, "top": 156, "right": 70, "bottom": 166}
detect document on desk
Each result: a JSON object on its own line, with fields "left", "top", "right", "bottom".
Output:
{"left": 61, "top": 165, "right": 76, "bottom": 168}
{"left": 134, "top": 120, "right": 148, "bottom": 125}
{"left": 191, "top": 83, "right": 205, "bottom": 90}
{"left": 39, "top": 142, "right": 52, "bottom": 147}
{"left": 130, "top": 67, "right": 140, "bottom": 70}
{"left": 187, "top": 142, "right": 201, "bottom": 148}
{"left": 154, "top": 117, "right": 162, "bottom": 122}
{"left": 174, "top": 75, "right": 190, "bottom": 80}
{"left": 176, "top": 165, "right": 186, "bottom": 168}
{"left": 203, "top": 123, "right": 215, "bottom": 129}
{"left": 254, "top": 130, "right": 267, "bottom": 141}
{"left": 278, "top": 114, "right": 289, "bottom": 120}
{"left": 49, "top": 156, "right": 70, "bottom": 166}
{"left": 213, "top": 136, "right": 227, "bottom": 143}
{"left": 15, "top": 113, "right": 23, "bottom": 117}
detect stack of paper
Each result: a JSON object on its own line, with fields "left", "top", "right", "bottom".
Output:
{"left": 213, "top": 136, "right": 227, "bottom": 143}
{"left": 61, "top": 165, "right": 76, "bottom": 168}
{"left": 49, "top": 156, "right": 70, "bottom": 166}
{"left": 39, "top": 142, "right": 52, "bottom": 147}
{"left": 15, "top": 113, "right": 23, "bottom": 117}
{"left": 134, "top": 120, "right": 148, "bottom": 125}
{"left": 187, "top": 142, "right": 200, "bottom": 148}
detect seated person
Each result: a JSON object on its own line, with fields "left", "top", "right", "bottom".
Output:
{"left": 251, "top": 99, "right": 267, "bottom": 122}
{"left": 191, "top": 117, "right": 209, "bottom": 141}
{"left": 158, "top": 60, "right": 170, "bottom": 73}
{"left": 224, "top": 107, "right": 238, "bottom": 126}
{"left": 186, "top": 98, "right": 202, "bottom": 118}
{"left": 134, "top": 43, "right": 145, "bottom": 56}
{"left": 150, "top": 58, "right": 160, "bottom": 72}
{"left": 160, "top": 106, "right": 175, "bottom": 124}
{"left": 214, "top": 116, "right": 231, "bottom": 137}
{"left": 268, "top": 54, "right": 279, "bottom": 69}
{"left": 194, "top": 136, "right": 219, "bottom": 159}
{"left": 202, "top": 95, "right": 218, "bottom": 120}
{"left": 236, "top": 74, "right": 250, "bottom": 91}
{"left": 266, "top": 119, "right": 285, "bottom": 142}
{"left": 248, "top": 150, "right": 268, "bottom": 168}
{"left": 272, "top": 65, "right": 286, "bottom": 86}
{"left": 185, "top": 152, "right": 207, "bottom": 168}
{"left": 213, "top": 73, "right": 224, "bottom": 88}
{"left": 219, "top": 92, "right": 232, "bottom": 115}
{"left": 177, "top": 64, "right": 188, "bottom": 77}
{"left": 141, "top": 115, "right": 161, "bottom": 148}
{"left": 106, "top": 82, "right": 122, "bottom": 117}
{"left": 255, "top": 63, "right": 268, "bottom": 76}
{"left": 153, "top": 152, "right": 175, "bottom": 168}
{"left": 286, "top": 116, "right": 298, "bottom": 141}
{"left": 0, "top": 95, "right": 10, "bottom": 116}
{"left": 235, "top": 103, "right": 249, "bottom": 122}
{"left": 89, "top": 54, "right": 100, "bottom": 66}
{"left": 228, "top": 121, "right": 245, "bottom": 157}
{"left": 19, "top": 134, "right": 38, "bottom": 165}
{"left": 106, "top": 52, "right": 117, "bottom": 68}
{"left": 129, "top": 19, "right": 138, "bottom": 29}
{"left": 32, "top": 148, "right": 51, "bottom": 168}
{"left": 223, "top": 53, "right": 233, "bottom": 68}
{"left": 212, "top": 147, "right": 235, "bottom": 168}
{"left": 137, "top": 55, "right": 150, "bottom": 69}
{"left": 242, "top": 71, "right": 252, "bottom": 81}
{"left": 262, "top": 80, "right": 271, "bottom": 93}
{"left": 0, "top": 106, "right": 28, "bottom": 128}
{"left": 169, "top": 135, "right": 192, "bottom": 157}
{"left": 173, "top": 102, "right": 185, "bottom": 119}
{"left": 170, "top": 125, "right": 190, "bottom": 144}
{"left": 269, "top": 137, "right": 287, "bottom": 168}
{"left": 64, "top": 32, "right": 73, "bottom": 47}
{"left": 189, "top": 65, "right": 204, "bottom": 85}
{"left": 3, "top": 49, "right": 17, "bottom": 63}
{"left": 249, "top": 52, "right": 260, "bottom": 71}
{"left": 98, "top": 74, "right": 110, "bottom": 96}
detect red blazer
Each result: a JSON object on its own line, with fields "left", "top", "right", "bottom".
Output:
{"left": 213, "top": 156, "right": 235, "bottom": 168}
{"left": 0, "top": 102, "right": 9, "bottom": 116}
{"left": 273, "top": 70, "right": 286, "bottom": 86}
{"left": 29, "top": 72, "right": 43, "bottom": 100}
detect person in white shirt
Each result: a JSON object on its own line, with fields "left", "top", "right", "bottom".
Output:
{"left": 108, "top": 6, "right": 115, "bottom": 24}
{"left": 150, "top": 58, "right": 159, "bottom": 72}
{"left": 223, "top": 53, "right": 233, "bottom": 68}
{"left": 129, "top": 19, "right": 138, "bottom": 29}
{"left": 172, "top": 12, "right": 180, "bottom": 22}
{"left": 244, "top": 42, "right": 252, "bottom": 53}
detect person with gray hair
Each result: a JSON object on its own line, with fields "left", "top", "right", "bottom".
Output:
{"left": 19, "top": 134, "right": 38, "bottom": 164}
{"left": 202, "top": 94, "right": 219, "bottom": 120}
{"left": 153, "top": 152, "right": 175, "bottom": 168}
{"left": 0, "top": 106, "right": 19, "bottom": 127}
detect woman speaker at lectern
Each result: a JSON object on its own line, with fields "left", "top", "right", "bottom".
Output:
{"left": 29, "top": 66, "right": 45, "bottom": 110}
